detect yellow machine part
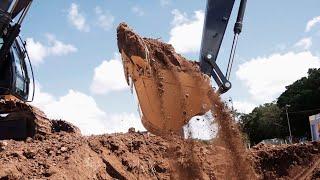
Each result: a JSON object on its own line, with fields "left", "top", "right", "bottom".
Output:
{"left": 121, "top": 51, "right": 213, "bottom": 135}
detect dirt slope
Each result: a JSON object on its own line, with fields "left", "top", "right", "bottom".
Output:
{"left": 0, "top": 129, "right": 320, "bottom": 180}
{"left": 250, "top": 142, "right": 320, "bottom": 179}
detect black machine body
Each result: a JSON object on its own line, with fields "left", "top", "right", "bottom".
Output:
{"left": 200, "top": 0, "right": 247, "bottom": 93}
{"left": 0, "top": 0, "right": 34, "bottom": 101}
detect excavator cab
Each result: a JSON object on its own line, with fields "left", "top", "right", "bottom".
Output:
{"left": 0, "top": 38, "right": 31, "bottom": 101}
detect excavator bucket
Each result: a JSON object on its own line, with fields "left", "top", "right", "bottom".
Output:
{"left": 117, "top": 23, "right": 214, "bottom": 136}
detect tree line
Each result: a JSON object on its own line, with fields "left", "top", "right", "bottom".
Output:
{"left": 238, "top": 68, "right": 320, "bottom": 144}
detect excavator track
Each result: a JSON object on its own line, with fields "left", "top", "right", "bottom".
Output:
{"left": 0, "top": 99, "right": 52, "bottom": 140}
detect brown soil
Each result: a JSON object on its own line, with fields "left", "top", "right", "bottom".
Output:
{"left": 1, "top": 129, "right": 320, "bottom": 179}
{"left": 251, "top": 142, "right": 320, "bottom": 179}
{"left": 117, "top": 23, "right": 213, "bottom": 135}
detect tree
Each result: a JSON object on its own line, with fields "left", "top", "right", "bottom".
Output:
{"left": 239, "top": 103, "right": 286, "bottom": 144}
{"left": 277, "top": 68, "right": 320, "bottom": 138}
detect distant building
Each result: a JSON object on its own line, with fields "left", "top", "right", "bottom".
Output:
{"left": 309, "top": 113, "right": 320, "bottom": 141}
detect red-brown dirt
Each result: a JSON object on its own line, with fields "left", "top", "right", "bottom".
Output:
{"left": 0, "top": 128, "right": 320, "bottom": 179}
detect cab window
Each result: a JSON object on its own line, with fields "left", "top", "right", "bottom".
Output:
{"left": 11, "top": 42, "right": 27, "bottom": 95}
{"left": 0, "top": 38, "right": 3, "bottom": 49}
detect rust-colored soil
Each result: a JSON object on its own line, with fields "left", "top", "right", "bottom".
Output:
{"left": 117, "top": 23, "right": 213, "bottom": 135}
{"left": 250, "top": 142, "right": 320, "bottom": 179}
{"left": 1, "top": 129, "right": 320, "bottom": 179}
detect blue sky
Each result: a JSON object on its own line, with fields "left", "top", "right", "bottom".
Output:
{"left": 18, "top": 0, "right": 320, "bottom": 135}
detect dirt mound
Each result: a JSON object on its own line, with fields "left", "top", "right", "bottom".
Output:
{"left": 0, "top": 130, "right": 320, "bottom": 179}
{"left": 51, "top": 120, "right": 81, "bottom": 134}
{"left": 0, "top": 131, "right": 230, "bottom": 179}
{"left": 250, "top": 142, "right": 320, "bottom": 179}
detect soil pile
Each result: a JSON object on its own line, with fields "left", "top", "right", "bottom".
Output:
{"left": 1, "top": 129, "right": 320, "bottom": 179}
{"left": 251, "top": 142, "right": 320, "bottom": 179}
{"left": 0, "top": 130, "right": 235, "bottom": 179}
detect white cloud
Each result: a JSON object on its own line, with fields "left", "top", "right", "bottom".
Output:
{"left": 26, "top": 35, "right": 77, "bottom": 65}
{"left": 171, "top": 9, "right": 188, "bottom": 25}
{"left": 68, "top": 3, "right": 90, "bottom": 32}
{"left": 131, "top": 6, "right": 145, "bottom": 16}
{"left": 306, "top": 16, "right": 320, "bottom": 32}
{"left": 95, "top": 6, "right": 115, "bottom": 31}
{"left": 168, "top": 9, "right": 204, "bottom": 54}
{"left": 45, "top": 34, "right": 77, "bottom": 56}
{"left": 233, "top": 101, "right": 256, "bottom": 114}
{"left": 26, "top": 38, "right": 47, "bottom": 65}
{"left": 91, "top": 53, "right": 128, "bottom": 94}
{"left": 236, "top": 51, "right": 320, "bottom": 103}
{"left": 294, "top": 37, "right": 312, "bottom": 50}
{"left": 32, "top": 84, "right": 145, "bottom": 135}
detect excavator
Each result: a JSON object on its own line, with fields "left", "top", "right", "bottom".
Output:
{"left": 0, "top": 0, "right": 52, "bottom": 140}
{"left": 0, "top": 0, "right": 247, "bottom": 139}
{"left": 118, "top": 0, "right": 247, "bottom": 135}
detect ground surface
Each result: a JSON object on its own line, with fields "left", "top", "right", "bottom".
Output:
{"left": 0, "top": 128, "right": 320, "bottom": 180}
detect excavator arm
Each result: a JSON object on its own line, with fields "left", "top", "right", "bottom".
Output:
{"left": 200, "top": 0, "right": 247, "bottom": 93}
{"left": 0, "top": 0, "right": 33, "bottom": 59}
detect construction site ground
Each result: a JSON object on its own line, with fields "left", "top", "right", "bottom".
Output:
{"left": 1, "top": 23, "right": 319, "bottom": 180}
{"left": 0, "top": 127, "right": 320, "bottom": 180}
